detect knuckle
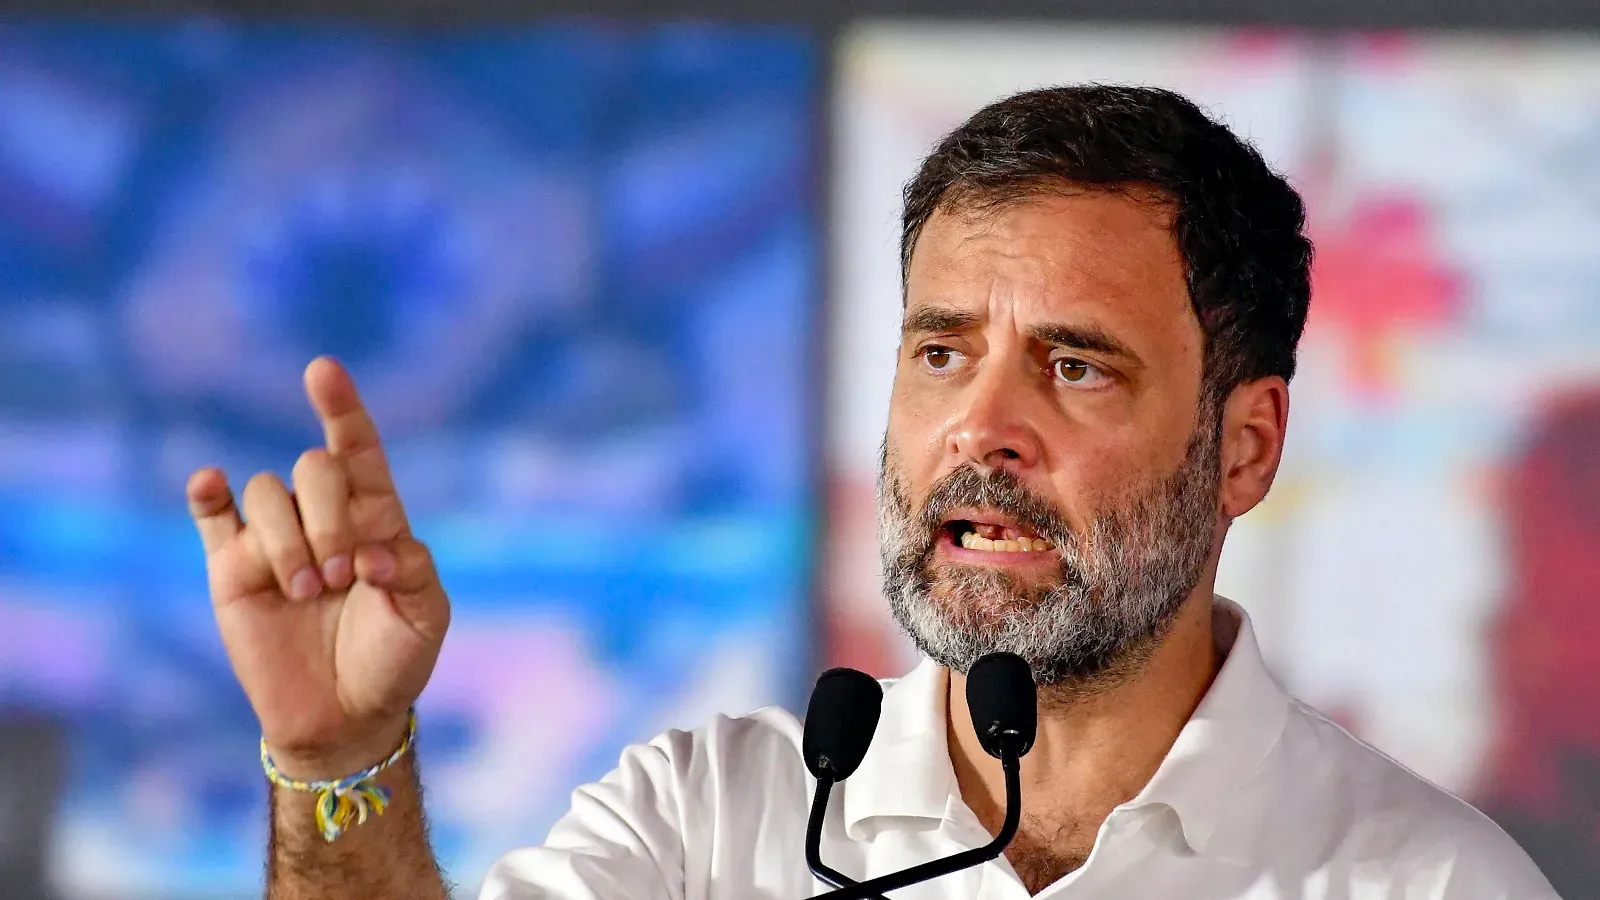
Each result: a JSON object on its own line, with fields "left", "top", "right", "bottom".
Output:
{"left": 267, "top": 544, "right": 309, "bottom": 575}
{"left": 303, "top": 521, "right": 350, "bottom": 554}
{"left": 404, "top": 539, "right": 435, "bottom": 569}
{"left": 241, "top": 471, "right": 282, "bottom": 505}
{"left": 292, "top": 448, "right": 334, "bottom": 481}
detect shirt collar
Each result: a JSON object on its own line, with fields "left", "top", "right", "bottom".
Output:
{"left": 841, "top": 650, "right": 958, "bottom": 836}
{"left": 1127, "top": 597, "right": 1290, "bottom": 859}
{"left": 837, "top": 597, "right": 1290, "bottom": 858}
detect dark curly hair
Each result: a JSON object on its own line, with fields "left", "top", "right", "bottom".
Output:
{"left": 901, "top": 85, "right": 1314, "bottom": 406}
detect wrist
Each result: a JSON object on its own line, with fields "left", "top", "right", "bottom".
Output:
{"left": 265, "top": 713, "right": 413, "bottom": 782}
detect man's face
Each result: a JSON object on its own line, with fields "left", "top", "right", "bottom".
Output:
{"left": 880, "top": 190, "right": 1222, "bottom": 686}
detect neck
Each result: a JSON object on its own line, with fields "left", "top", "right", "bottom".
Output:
{"left": 945, "top": 588, "right": 1223, "bottom": 869}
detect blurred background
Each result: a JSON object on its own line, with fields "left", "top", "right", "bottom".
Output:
{"left": 0, "top": 2, "right": 1595, "bottom": 898}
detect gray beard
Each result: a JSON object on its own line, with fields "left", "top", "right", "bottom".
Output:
{"left": 877, "top": 417, "right": 1221, "bottom": 689}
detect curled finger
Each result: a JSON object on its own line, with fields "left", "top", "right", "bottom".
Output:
{"left": 292, "top": 448, "right": 355, "bottom": 591}
{"left": 242, "top": 472, "right": 321, "bottom": 602}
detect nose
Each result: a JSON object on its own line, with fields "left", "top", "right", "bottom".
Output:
{"left": 949, "top": 367, "right": 1042, "bottom": 473}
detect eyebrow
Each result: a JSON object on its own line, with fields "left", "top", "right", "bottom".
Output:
{"left": 902, "top": 305, "right": 1143, "bottom": 366}
{"left": 901, "top": 306, "right": 979, "bottom": 337}
{"left": 1028, "top": 322, "right": 1141, "bottom": 364}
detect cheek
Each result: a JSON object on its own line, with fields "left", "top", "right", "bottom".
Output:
{"left": 1042, "top": 434, "right": 1150, "bottom": 522}
{"left": 887, "top": 381, "right": 958, "bottom": 458}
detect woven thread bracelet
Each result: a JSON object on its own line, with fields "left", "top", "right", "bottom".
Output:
{"left": 261, "top": 709, "right": 418, "bottom": 843}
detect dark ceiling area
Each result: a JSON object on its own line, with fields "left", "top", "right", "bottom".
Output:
{"left": 1, "top": 0, "right": 1598, "bottom": 30}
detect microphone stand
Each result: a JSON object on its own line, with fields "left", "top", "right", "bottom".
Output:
{"left": 805, "top": 776, "right": 888, "bottom": 900}
{"left": 809, "top": 748, "right": 1022, "bottom": 899}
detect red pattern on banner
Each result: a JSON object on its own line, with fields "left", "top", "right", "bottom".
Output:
{"left": 1308, "top": 195, "right": 1462, "bottom": 398}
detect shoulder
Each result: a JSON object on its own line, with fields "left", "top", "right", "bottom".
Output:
{"left": 1271, "top": 700, "right": 1558, "bottom": 898}
{"left": 631, "top": 672, "right": 912, "bottom": 785}
{"left": 486, "top": 704, "right": 810, "bottom": 897}
{"left": 634, "top": 703, "right": 805, "bottom": 784}
{"left": 576, "top": 702, "right": 807, "bottom": 818}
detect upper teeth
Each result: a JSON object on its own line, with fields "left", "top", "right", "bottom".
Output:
{"left": 959, "top": 531, "right": 1054, "bottom": 553}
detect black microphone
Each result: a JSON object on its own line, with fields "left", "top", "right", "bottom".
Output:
{"left": 801, "top": 668, "right": 888, "bottom": 899}
{"left": 964, "top": 651, "right": 1037, "bottom": 760}
{"left": 809, "top": 652, "right": 1037, "bottom": 900}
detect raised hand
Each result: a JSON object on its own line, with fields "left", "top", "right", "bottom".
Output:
{"left": 188, "top": 357, "right": 450, "bottom": 779}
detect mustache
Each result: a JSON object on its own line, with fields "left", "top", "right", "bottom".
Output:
{"left": 915, "top": 466, "right": 1075, "bottom": 548}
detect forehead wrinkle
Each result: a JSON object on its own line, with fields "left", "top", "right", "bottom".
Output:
{"left": 944, "top": 212, "right": 1166, "bottom": 316}
{"left": 905, "top": 196, "right": 1196, "bottom": 364}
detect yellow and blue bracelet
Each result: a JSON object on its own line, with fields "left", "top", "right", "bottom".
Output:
{"left": 260, "top": 709, "right": 418, "bottom": 843}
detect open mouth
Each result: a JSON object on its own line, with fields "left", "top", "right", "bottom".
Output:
{"left": 941, "top": 516, "right": 1057, "bottom": 554}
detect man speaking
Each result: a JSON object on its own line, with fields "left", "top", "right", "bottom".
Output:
{"left": 187, "top": 86, "right": 1557, "bottom": 899}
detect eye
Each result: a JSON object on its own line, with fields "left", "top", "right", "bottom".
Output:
{"left": 1051, "top": 356, "right": 1106, "bottom": 386}
{"left": 919, "top": 345, "right": 966, "bottom": 372}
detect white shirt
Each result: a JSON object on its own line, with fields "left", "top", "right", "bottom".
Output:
{"left": 481, "top": 599, "right": 1559, "bottom": 899}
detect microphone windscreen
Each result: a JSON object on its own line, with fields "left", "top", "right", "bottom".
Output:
{"left": 802, "top": 667, "right": 883, "bottom": 780}
{"left": 966, "top": 652, "right": 1037, "bottom": 759}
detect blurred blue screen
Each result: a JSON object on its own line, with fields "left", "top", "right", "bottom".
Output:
{"left": 0, "top": 19, "right": 817, "bottom": 898}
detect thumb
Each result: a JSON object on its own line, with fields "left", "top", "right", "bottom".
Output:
{"left": 355, "top": 538, "right": 450, "bottom": 640}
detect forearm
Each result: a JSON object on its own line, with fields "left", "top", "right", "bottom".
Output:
{"left": 268, "top": 752, "right": 451, "bottom": 900}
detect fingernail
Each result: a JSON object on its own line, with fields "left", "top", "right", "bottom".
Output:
{"left": 290, "top": 567, "right": 322, "bottom": 601}
{"left": 321, "top": 554, "right": 351, "bottom": 588}
{"left": 366, "top": 546, "right": 396, "bottom": 583}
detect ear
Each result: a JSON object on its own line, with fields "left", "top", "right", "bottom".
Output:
{"left": 1218, "top": 376, "right": 1289, "bottom": 519}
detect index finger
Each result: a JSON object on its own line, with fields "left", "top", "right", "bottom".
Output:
{"left": 303, "top": 356, "right": 395, "bottom": 496}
